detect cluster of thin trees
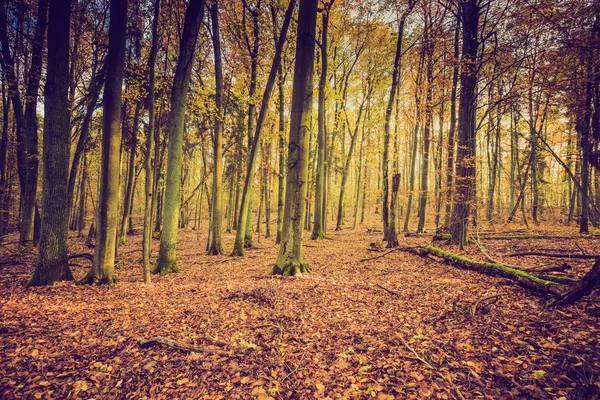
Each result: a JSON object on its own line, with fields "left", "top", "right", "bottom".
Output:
{"left": 0, "top": 0, "right": 599, "bottom": 285}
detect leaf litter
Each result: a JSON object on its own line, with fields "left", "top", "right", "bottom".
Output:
{"left": 0, "top": 227, "right": 599, "bottom": 399}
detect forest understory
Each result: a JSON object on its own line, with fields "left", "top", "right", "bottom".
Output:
{"left": 1, "top": 226, "right": 599, "bottom": 399}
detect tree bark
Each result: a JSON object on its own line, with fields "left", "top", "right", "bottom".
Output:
{"left": 232, "top": 0, "right": 295, "bottom": 255}
{"left": 207, "top": 0, "right": 224, "bottom": 255}
{"left": 28, "top": 0, "right": 73, "bottom": 286}
{"left": 81, "top": 0, "right": 127, "bottom": 285}
{"left": 142, "top": 0, "right": 160, "bottom": 284}
{"left": 154, "top": 0, "right": 205, "bottom": 273}
{"left": 273, "top": 0, "right": 317, "bottom": 276}
{"left": 450, "top": 0, "right": 480, "bottom": 248}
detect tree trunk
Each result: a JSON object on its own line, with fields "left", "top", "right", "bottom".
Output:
{"left": 450, "top": 0, "right": 480, "bottom": 248}
{"left": 387, "top": 174, "right": 400, "bottom": 248}
{"left": 444, "top": 22, "right": 459, "bottom": 228}
{"left": 312, "top": 7, "right": 329, "bottom": 240}
{"left": 232, "top": 0, "right": 295, "bottom": 255}
{"left": 336, "top": 94, "right": 367, "bottom": 231}
{"left": 273, "top": 0, "right": 317, "bottom": 276}
{"left": 154, "top": 0, "right": 205, "bottom": 272}
{"left": 0, "top": 0, "right": 48, "bottom": 245}
{"left": 207, "top": 0, "right": 224, "bottom": 255}
{"left": 81, "top": 0, "right": 127, "bottom": 285}
{"left": 77, "top": 151, "right": 88, "bottom": 237}
{"left": 382, "top": 8, "right": 411, "bottom": 241}
{"left": 142, "top": 0, "right": 158, "bottom": 284}
{"left": 28, "top": 0, "right": 73, "bottom": 286}
{"left": 417, "top": 27, "right": 434, "bottom": 234}
{"left": 119, "top": 102, "right": 141, "bottom": 244}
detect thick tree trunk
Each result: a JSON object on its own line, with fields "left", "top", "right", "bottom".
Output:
{"left": 82, "top": 0, "right": 127, "bottom": 285}
{"left": 28, "top": 0, "right": 73, "bottom": 286}
{"left": 273, "top": 0, "right": 317, "bottom": 276}
{"left": 450, "top": 0, "right": 479, "bottom": 248}
{"left": 232, "top": 0, "right": 295, "bottom": 255}
{"left": 154, "top": 0, "right": 205, "bottom": 272}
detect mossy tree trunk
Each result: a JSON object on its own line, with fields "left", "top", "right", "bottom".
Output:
{"left": 28, "top": 0, "right": 73, "bottom": 287}
{"left": 273, "top": 0, "right": 317, "bottom": 276}
{"left": 207, "top": 0, "right": 224, "bottom": 255}
{"left": 82, "top": 0, "right": 127, "bottom": 285}
{"left": 154, "top": 0, "right": 205, "bottom": 272}
{"left": 232, "top": 0, "right": 295, "bottom": 256}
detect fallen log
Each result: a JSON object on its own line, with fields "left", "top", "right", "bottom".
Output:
{"left": 401, "top": 245, "right": 561, "bottom": 296}
{"left": 480, "top": 234, "right": 600, "bottom": 241}
{"left": 508, "top": 251, "right": 600, "bottom": 259}
{"left": 138, "top": 337, "right": 230, "bottom": 356}
{"left": 555, "top": 258, "right": 600, "bottom": 306}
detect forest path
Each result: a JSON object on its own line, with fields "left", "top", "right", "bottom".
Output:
{"left": 1, "top": 227, "right": 599, "bottom": 399}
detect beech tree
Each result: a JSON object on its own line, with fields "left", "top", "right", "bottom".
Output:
{"left": 82, "top": 0, "right": 127, "bottom": 284}
{"left": 273, "top": 0, "right": 317, "bottom": 276}
{"left": 27, "top": 0, "right": 73, "bottom": 286}
{"left": 154, "top": 0, "right": 205, "bottom": 273}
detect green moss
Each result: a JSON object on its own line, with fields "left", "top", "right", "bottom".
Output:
{"left": 272, "top": 262, "right": 311, "bottom": 276}
{"left": 311, "top": 230, "right": 326, "bottom": 240}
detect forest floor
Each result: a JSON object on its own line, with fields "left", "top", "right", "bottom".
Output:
{"left": 1, "top": 225, "right": 600, "bottom": 399}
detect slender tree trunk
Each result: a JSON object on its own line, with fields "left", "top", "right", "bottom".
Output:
{"left": 232, "top": 0, "right": 295, "bottom": 255}
{"left": 336, "top": 94, "right": 367, "bottom": 230}
{"left": 382, "top": 7, "right": 411, "bottom": 241}
{"left": 0, "top": 0, "right": 48, "bottom": 245}
{"left": 141, "top": 0, "right": 158, "bottom": 283}
{"left": 444, "top": 22, "right": 459, "bottom": 228}
{"left": 417, "top": 28, "right": 434, "bottom": 233}
{"left": 312, "top": 7, "right": 329, "bottom": 240}
{"left": 276, "top": 64, "right": 286, "bottom": 244}
{"left": 207, "top": 0, "right": 224, "bottom": 255}
{"left": 273, "top": 0, "right": 317, "bottom": 276}
{"left": 77, "top": 151, "right": 88, "bottom": 237}
{"left": 28, "top": 0, "right": 73, "bottom": 286}
{"left": 154, "top": 0, "right": 205, "bottom": 272}
{"left": 119, "top": 102, "right": 140, "bottom": 244}
{"left": 578, "top": 58, "right": 593, "bottom": 234}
